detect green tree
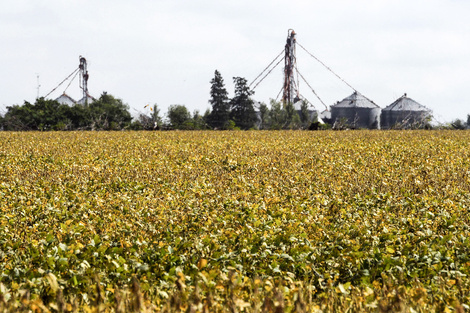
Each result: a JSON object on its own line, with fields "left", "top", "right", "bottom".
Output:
{"left": 67, "top": 103, "right": 90, "bottom": 130}
{"left": 268, "top": 99, "right": 285, "bottom": 130}
{"left": 2, "top": 102, "right": 35, "bottom": 130}
{"left": 207, "top": 70, "right": 230, "bottom": 129}
{"left": 167, "top": 104, "right": 191, "bottom": 129}
{"left": 290, "top": 112, "right": 302, "bottom": 130}
{"left": 283, "top": 101, "right": 302, "bottom": 129}
{"left": 191, "top": 110, "right": 207, "bottom": 130}
{"left": 203, "top": 109, "right": 211, "bottom": 127}
{"left": 230, "top": 77, "right": 256, "bottom": 130}
{"left": 451, "top": 119, "right": 466, "bottom": 130}
{"left": 151, "top": 104, "right": 162, "bottom": 128}
{"left": 1, "top": 92, "right": 132, "bottom": 131}
{"left": 299, "top": 100, "right": 311, "bottom": 128}
{"left": 138, "top": 104, "right": 162, "bottom": 130}
{"left": 2, "top": 98, "right": 73, "bottom": 131}
{"left": 87, "top": 92, "right": 132, "bottom": 130}
{"left": 258, "top": 102, "right": 270, "bottom": 130}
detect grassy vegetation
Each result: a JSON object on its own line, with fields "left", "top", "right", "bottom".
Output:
{"left": 0, "top": 130, "right": 469, "bottom": 312}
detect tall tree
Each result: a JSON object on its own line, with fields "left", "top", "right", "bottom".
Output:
{"left": 284, "top": 101, "right": 301, "bottom": 129}
{"left": 230, "top": 77, "right": 256, "bottom": 130}
{"left": 138, "top": 103, "right": 162, "bottom": 130}
{"left": 268, "top": 99, "right": 285, "bottom": 130}
{"left": 191, "top": 110, "right": 207, "bottom": 130}
{"left": 300, "top": 100, "right": 311, "bottom": 128}
{"left": 167, "top": 104, "right": 191, "bottom": 129}
{"left": 88, "top": 92, "right": 132, "bottom": 130}
{"left": 258, "top": 102, "right": 269, "bottom": 130}
{"left": 151, "top": 104, "right": 162, "bottom": 128}
{"left": 284, "top": 101, "right": 295, "bottom": 125}
{"left": 2, "top": 98, "right": 72, "bottom": 131}
{"left": 0, "top": 93, "right": 133, "bottom": 131}
{"left": 207, "top": 70, "right": 230, "bottom": 129}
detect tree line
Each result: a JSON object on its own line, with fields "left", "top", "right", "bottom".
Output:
{"left": 0, "top": 70, "right": 319, "bottom": 131}
{"left": 1, "top": 70, "right": 468, "bottom": 131}
{"left": 0, "top": 92, "right": 132, "bottom": 131}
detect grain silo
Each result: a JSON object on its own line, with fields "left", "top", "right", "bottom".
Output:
{"left": 330, "top": 91, "right": 381, "bottom": 129}
{"left": 381, "top": 94, "right": 432, "bottom": 129}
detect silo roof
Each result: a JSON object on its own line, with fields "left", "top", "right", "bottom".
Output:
{"left": 55, "top": 93, "right": 77, "bottom": 105}
{"left": 332, "top": 91, "right": 380, "bottom": 109}
{"left": 384, "top": 94, "right": 430, "bottom": 112}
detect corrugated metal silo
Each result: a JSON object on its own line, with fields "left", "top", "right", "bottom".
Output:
{"left": 331, "top": 91, "right": 381, "bottom": 129}
{"left": 381, "top": 94, "right": 432, "bottom": 129}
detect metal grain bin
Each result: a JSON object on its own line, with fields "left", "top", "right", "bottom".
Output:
{"left": 331, "top": 91, "right": 381, "bottom": 129}
{"left": 381, "top": 94, "right": 432, "bottom": 129}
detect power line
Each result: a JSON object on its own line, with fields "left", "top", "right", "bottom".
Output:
{"left": 44, "top": 67, "right": 80, "bottom": 98}
{"left": 250, "top": 50, "right": 284, "bottom": 88}
{"left": 251, "top": 56, "right": 284, "bottom": 91}
{"left": 296, "top": 68, "right": 328, "bottom": 110}
{"left": 63, "top": 69, "right": 81, "bottom": 94}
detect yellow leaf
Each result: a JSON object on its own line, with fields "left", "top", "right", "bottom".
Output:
{"left": 197, "top": 258, "right": 207, "bottom": 270}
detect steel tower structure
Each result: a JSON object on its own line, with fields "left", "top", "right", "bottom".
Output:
{"left": 282, "top": 29, "right": 299, "bottom": 104}
{"left": 79, "top": 56, "right": 89, "bottom": 103}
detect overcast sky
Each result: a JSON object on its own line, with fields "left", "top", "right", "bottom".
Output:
{"left": 1, "top": 0, "right": 469, "bottom": 123}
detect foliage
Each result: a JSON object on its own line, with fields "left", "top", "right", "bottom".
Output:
{"left": 264, "top": 99, "right": 307, "bottom": 130}
{"left": 283, "top": 101, "right": 300, "bottom": 129}
{"left": 230, "top": 77, "right": 257, "bottom": 130}
{"left": 87, "top": 92, "right": 133, "bottom": 130}
{"left": 137, "top": 104, "right": 163, "bottom": 130}
{"left": 1, "top": 131, "right": 470, "bottom": 311}
{"left": 451, "top": 119, "right": 467, "bottom": 130}
{"left": 166, "top": 104, "right": 191, "bottom": 129}
{"left": 190, "top": 110, "right": 207, "bottom": 130}
{"left": 299, "top": 100, "right": 312, "bottom": 128}
{"left": 258, "top": 102, "right": 270, "bottom": 130}
{"left": 268, "top": 99, "right": 286, "bottom": 130}
{"left": 207, "top": 70, "right": 230, "bottom": 130}
{"left": 2, "top": 98, "right": 70, "bottom": 131}
{"left": 166, "top": 106, "right": 209, "bottom": 130}
{"left": 0, "top": 93, "right": 133, "bottom": 131}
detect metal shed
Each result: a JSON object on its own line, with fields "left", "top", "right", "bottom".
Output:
{"left": 381, "top": 94, "right": 431, "bottom": 129}
{"left": 330, "top": 91, "right": 381, "bottom": 129}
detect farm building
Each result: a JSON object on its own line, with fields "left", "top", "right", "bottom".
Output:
{"left": 381, "top": 94, "right": 432, "bottom": 129}
{"left": 330, "top": 91, "right": 381, "bottom": 129}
